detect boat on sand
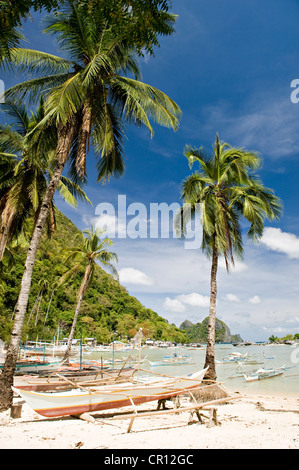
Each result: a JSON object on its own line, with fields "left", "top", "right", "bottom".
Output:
{"left": 12, "top": 367, "right": 208, "bottom": 418}
{"left": 0, "top": 359, "right": 63, "bottom": 375}
{"left": 13, "top": 367, "right": 136, "bottom": 392}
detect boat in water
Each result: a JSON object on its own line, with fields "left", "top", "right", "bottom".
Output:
{"left": 243, "top": 366, "right": 286, "bottom": 382}
{"left": 216, "top": 352, "right": 247, "bottom": 364}
{"left": 148, "top": 353, "right": 194, "bottom": 367}
{"left": 12, "top": 367, "right": 208, "bottom": 418}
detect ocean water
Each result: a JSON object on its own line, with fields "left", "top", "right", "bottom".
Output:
{"left": 89, "top": 344, "right": 299, "bottom": 397}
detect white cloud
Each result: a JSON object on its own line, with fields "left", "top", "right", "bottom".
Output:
{"left": 115, "top": 239, "right": 212, "bottom": 294}
{"left": 261, "top": 228, "right": 299, "bottom": 259}
{"left": 218, "top": 258, "right": 248, "bottom": 273}
{"left": 262, "top": 326, "right": 290, "bottom": 334}
{"left": 285, "top": 316, "right": 299, "bottom": 324}
{"left": 163, "top": 292, "right": 210, "bottom": 313}
{"left": 223, "top": 293, "right": 240, "bottom": 302}
{"left": 163, "top": 297, "right": 186, "bottom": 312}
{"left": 177, "top": 293, "right": 210, "bottom": 307}
{"left": 249, "top": 295, "right": 261, "bottom": 304}
{"left": 118, "top": 268, "right": 154, "bottom": 286}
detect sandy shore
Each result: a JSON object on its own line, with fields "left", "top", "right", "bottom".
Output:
{"left": 0, "top": 388, "right": 298, "bottom": 450}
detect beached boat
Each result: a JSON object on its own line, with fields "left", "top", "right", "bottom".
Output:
{"left": 12, "top": 367, "right": 208, "bottom": 418}
{"left": 13, "top": 367, "right": 136, "bottom": 392}
{"left": 243, "top": 367, "right": 285, "bottom": 382}
{"left": 0, "top": 359, "right": 63, "bottom": 375}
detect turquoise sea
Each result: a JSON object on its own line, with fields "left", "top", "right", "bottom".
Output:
{"left": 88, "top": 343, "right": 299, "bottom": 397}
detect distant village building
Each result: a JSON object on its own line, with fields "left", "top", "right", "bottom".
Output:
{"left": 145, "top": 338, "right": 154, "bottom": 346}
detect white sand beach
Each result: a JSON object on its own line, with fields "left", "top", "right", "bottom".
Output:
{"left": 0, "top": 390, "right": 298, "bottom": 450}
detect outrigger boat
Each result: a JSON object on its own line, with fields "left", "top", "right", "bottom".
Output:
{"left": 243, "top": 366, "right": 286, "bottom": 382}
{"left": 216, "top": 352, "right": 248, "bottom": 364}
{"left": 13, "top": 367, "right": 136, "bottom": 392}
{"left": 0, "top": 359, "right": 63, "bottom": 375}
{"left": 149, "top": 354, "right": 194, "bottom": 367}
{"left": 12, "top": 367, "right": 208, "bottom": 418}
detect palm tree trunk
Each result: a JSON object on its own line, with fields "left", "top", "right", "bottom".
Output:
{"left": 63, "top": 261, "right": 92, "bottom": 363}
{"left": 0, "top": 119, "right": 77, "bottom": 411}
{"left": 204, "top": 241, "right": 218, "bottom": 381}
{"left": 76, "top": 103, "right": 91, "bottom": 179}
{"left": 0, "top": 208, "right": 15, "bottom": 261}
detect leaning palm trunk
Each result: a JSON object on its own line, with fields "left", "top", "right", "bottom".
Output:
{"left": 62, "top": 261, "right": 92, "bottom": 363}
{"left": 204, "top": 242, "right": 218, "bottom": 381}
{"left": 0, "top": 119, "right": 77, "bottom": 411}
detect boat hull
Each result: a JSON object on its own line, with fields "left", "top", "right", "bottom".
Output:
{"left": 13, "top": 367, "right": 135, "bottom": 392}
{"left": 149, "top": 361, "right": 194, "bottom": 367}
{"left": 243, "top": 369, "right": 284, "bottom": 382}
{"left": 0, "top": 360, "right": 62, "bottom": 375}
{"left": 13, "top": 367, "right": 208, "bottom": 418}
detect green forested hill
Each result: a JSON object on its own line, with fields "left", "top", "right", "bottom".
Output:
{"left": 0, "top": 211, "right": 188, "bottom": 344}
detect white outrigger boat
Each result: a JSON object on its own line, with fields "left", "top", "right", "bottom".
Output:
{"left": 0, "top": 359, "right": 63, "bottom": 375}
{"left": 12, "top": 367, "right": 208, "bottom": 418}
{"left": 243, "top": 366, "right": 285, "bottom": 382}
{"left": 216, "top": 352, "right": 248, "bottom": 364}
{"left": 149, "top": 353, "right": 194, "bottom": 367}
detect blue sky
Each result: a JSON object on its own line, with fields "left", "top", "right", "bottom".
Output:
{"left": 2, "top": 0, "right": 299, "bottom": 341}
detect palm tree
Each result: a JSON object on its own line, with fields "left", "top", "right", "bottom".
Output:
{"left": 0, "top": 1, "right": 181, "bottom": 410}
{"left": 0, "top": 0, "right": 176, "bottom": 60}
{"left": 61, "top": 227, "right": 118, "bottom": 362}
{"left": 0, "top": 98, "right": 91, "bottom": 261}
{"left": 175, "top": 134, "right": 282, "bottom": 380}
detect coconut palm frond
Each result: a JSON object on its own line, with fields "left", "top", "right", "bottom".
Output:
{"left": 111, "top": 76, "right": 181, "bottom": 134}
{"left": 4, "top": 73, "right": 73, "bottom": 104}
{"left": 8, "top": 48, "right": 73, "bottom": 76}
{"left": 93, "top": 101, "right": 126, "bottom": 182}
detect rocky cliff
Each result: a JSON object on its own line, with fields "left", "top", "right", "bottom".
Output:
{"left": 180, "top": 317, "right": 243, "bottom": 343}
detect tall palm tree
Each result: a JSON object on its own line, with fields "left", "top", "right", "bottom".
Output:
{"left": 0, "top": 1, "right": 181, "bottom": 410}
{"left": 61, "top": 227, "right": 118, "bottom": 362}
{"left": 0, "top": 98, "right": 91, "bottom": 261}
{"left": 175, "top": 134, "right": 282, "bottom": 380}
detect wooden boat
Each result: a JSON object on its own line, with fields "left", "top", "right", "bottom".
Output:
{"left": 243, "top": 367, "right": 285, "bottom": 382}
{"left": 216, "top": 358, "right": 239, "bottom": 364}
{"left": 12, "top": 367, "right": 208, "bottom": 418}
{"left": 216, "top": 352, "right": 248, "bottom": 364}
{"left": 0, "top": 359, "right": 63, "bottom": 375}
{"left": 13, "top": 367, "right": 136, "bottom": 392}
{"left": 149, "top": 353, "right": 194, "bottom": 367}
